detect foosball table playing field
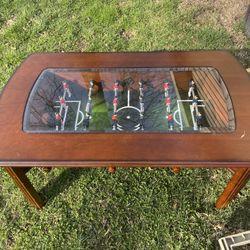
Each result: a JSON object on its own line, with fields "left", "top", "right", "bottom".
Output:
{"left": 0, "top": 51, "right": 249, "bottom": 209}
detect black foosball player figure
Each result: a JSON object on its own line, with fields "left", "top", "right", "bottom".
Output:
{"left": 167, "top": 112, "right": 174, "bottom": 130}
{"left": 188, "top": 79, "right": 196, "bottom": 98}
{"left": 83, "top": 116, "right": 90, "bottom": 131}
{"left": 191, "top": 96, "right": 199, "bottom": 112}
{"left": 196, "top": 112, "right": 203, "bottom": 129}
{"left": 139, "top": 115, "right": 144, "bottom": 131}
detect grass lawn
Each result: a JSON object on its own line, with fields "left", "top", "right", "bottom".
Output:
{"left": 0, "top": 0, "right": 250, "bottom": 249}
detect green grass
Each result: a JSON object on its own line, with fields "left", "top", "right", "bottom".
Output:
{"left": 0, "top": 0, "right": 250, "bottom": 249}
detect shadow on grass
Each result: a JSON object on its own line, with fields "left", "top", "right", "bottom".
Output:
{"left": 227, "top": 196, "right": 250, "bottom": 230}
{"left": 37, "top": 167, "right": 218, "bottom": 210}
{"left": 38, "top": 168, "right": 90, "bottom": 205}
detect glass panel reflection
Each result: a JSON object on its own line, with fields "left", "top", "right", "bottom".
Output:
{"left": 23, "top": 68, "right": 235, "bottom": 133}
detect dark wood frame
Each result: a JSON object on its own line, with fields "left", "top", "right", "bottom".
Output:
{"left": 0, "top": 51, "right": 249, "bottom": 209}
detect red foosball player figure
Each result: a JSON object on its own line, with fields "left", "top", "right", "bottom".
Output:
{"left": 112, "top": 114, "right": 118, "bottom": 121}
{"left": 113, "top": 98, "right": 118, "bottom": 105}
{"left": 62, "top": 81, "right": 71, "bottom": 98}
{"left": 112, "top": 114, "right": 118, "bottom": 130}
{"left": 59, "top": 96, "right": 66, "bottom": 108}
{"left": 113, "top": 81, "right": 119, "bottom": 90}
{"left": 167, "top": 112, "right": 174, "bottom": 130}
{"left": 55, "top": 112, "right": 63, "bottom": 131}
{"left": 113, "top": 81, "right": 119, "bottom": 97}
{"left": 164, "top": 82, "right": 169, "bottom": 90}
{"left": 164, "top": 81, "right": 170, "bottom": 97}
{"left": 55, "top": 112, "right": 62, "bottom": 122}
{"left": 166, "top": 97, "right": 171, "bottom": 112}
{"left": 113, "top": 98, "right": 118, "bottom": 112}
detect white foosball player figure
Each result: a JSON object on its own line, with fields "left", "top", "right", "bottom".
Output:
{"left": 88, "top": 81, "right": 94, "bottom": 99}
{"left": 63, "top": 81, "right": 71, "bottom": 98}
{"left": 188, "top": 79, "right": 196, "bottom": 98}
{"left": 139, "top": 80, "right": 144, "bottom": 97}
{"left": 140, "top": 101, "right": 144, "bottom": 114}
{"left": 166, "top": 97, "right": 171, "bottom": 113}
{"left": 85, "top": 101, "right": 92, "bottom": 119}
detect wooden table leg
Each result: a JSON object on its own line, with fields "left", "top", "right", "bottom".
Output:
{"left": 215, "top": 168, "right": 250, "bottom": 209}
{"left": 107, "top": 166, "right": 116, "bottom": 173}
{"left": 4, "top": 167, "right": 45, "bottom": 209}
{"left": 171, "top": 166, "right": 181, "bottom": 174}
{"left": 39, "top": 167, "right": 52, "bottom": 173}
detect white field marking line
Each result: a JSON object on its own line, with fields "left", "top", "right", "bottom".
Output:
{"left": 55, "top": 105, "right": 68, "bottom": 131}
{"left": 176, "top": 101, "right": 183, "bottom": 130}
{"left": 127, "top": 89, "right": 130, "bottom": 106}
{"left": 133, "top": 126, "right": 141, "bottom": 131}
{"left": 189, "top": 105, "right": 197, "bottom": 131}
{"left": 173, "top": 110, "right": 181, "bottom": 126}
{"left": 117, "top": 126, "right": 123, "bottom": 131}
{"left": 116, "top": 87, "right": 142, "bottom": 131}
{"left": 116, "top": 106, "right": 141, "bottom": 112}
{"left": 75, "top": 102, "right": 84, "bottom": 131}
{"left": 55, "top": 100, "right": 82, "bottom": 130}
{"left": 170, "top": 71, "right": 189, "bottom": 126}
{"left": 177, "top": 100, "right": 204, "bottom": 103}
{"left": 177, "top": 100, "right": 205, "bottom": 131}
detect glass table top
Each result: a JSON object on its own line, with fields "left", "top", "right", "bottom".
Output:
{"left": 23, "top": 67, "right": 235, "bottom": 133}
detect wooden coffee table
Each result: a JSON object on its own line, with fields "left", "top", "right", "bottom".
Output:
{"left": 0, "top": 51, "right": 249, "bottom": 209}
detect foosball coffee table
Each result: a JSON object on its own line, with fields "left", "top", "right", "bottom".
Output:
{"left": 0, "top": 51, "right": 249, "bottom": 209}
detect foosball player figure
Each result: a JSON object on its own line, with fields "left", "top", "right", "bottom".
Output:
{"left": 113, "top": 97, "right": 118, "bottom": 112}
{"left": 83, "top": 116, "right": 90, "bottom": 130}
{"left": 113, "top": 81, "right": 119, "bottom": 97}
{"left": 164, "top": 81, "right": 170, "bottom": 97}
{"left": 140, "top": 101, "right": 144, "bottom": 114}
{"left": 63, "top": 81, "right": 71, "bottom": 98}
{"left": 191, "top": 96, "right": 199, "bottom": 112}
{"left": 112, "top": 114, "right": 118, "bottom": 130}
{"left": 90, "top": 80, "right": 95, "bottom": 87}
{"left": 188, "top": 79, "right": 196, "bottom": 98}
{"left": 139, "top": 80, "right": 144, "bottom": 97}
{"left": 166, "top": 97, "right": 171, "bottom": 112}
{"left": 55, "top": 112, "right": 63, "bottom": 131}
{"left": 139, "top": 116, "right": 144, "bottom": 131}
{"left": 85, "top": 101, "right": 92, "bottom": 118}
{"left": 59, "top": 96, "right": 66, "bottom": 108}
{"left": 196, "top": 112, "right": 203, "bottom": 129}
{"left": 167, "top": 112, "right": 174, "bottom": 130}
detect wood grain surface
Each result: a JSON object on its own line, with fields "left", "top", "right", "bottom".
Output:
{"left": 0, "top": 51, "right": 250, "bottom": 167}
